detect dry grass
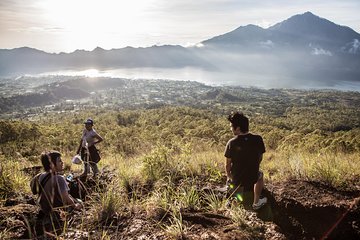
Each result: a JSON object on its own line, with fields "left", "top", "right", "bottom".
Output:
{"left": 0, "top": 156, "right": 31, "bottom": 202}
{"left": 263, "top": 150, "right": 360, "bottom": 188}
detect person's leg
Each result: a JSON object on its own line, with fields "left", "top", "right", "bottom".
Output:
{"left": 90, "top": 162, "right": 99, "bottom": 177}
{"left": 253, "top": 173, "right": 264, "bottom": 204}
{"left": 226, "top": 181, "right": 244, "bottom": 207}
{"left": 253, "top": 171, "right": 265, "bottom": 205}
{"left": 81, "top": 150, "right": 90, "bottom": 177}
{"left": 42, "top": 212, "right": 63, "bottom": 238}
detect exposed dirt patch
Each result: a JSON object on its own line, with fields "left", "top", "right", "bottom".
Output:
{"left": 264, "top": 179, "right": 360, "bottom": 240}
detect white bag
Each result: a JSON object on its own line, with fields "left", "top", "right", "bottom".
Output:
{"left": 72, "top": 154, "right": 83, "bottom": 164}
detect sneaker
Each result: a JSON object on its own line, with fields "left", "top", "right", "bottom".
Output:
{"left": 253, "top": 197, "right": 267, "bottom": 210}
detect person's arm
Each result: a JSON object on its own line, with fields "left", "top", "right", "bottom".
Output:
{"left": 76, "top": 139, "right": 82, "bottom": 154}
{"left": 94, "top": 132, "right": 103, "bottom": 144}
{"left": 258, "top": 136, "right": 265, "bottom": 164}
{"left": 61, "top": 191, "right": 82, "bottom": 210}
{"left": 258, "top": 154, "right": 263, "bottom": 164}
{"left": 56, "top": 176, "right": 82, "bottom": 210}
{"left": 225, "top": 158, "right": 233, "bottom": 181}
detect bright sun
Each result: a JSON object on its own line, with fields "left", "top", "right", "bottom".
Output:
{"left": 37, "top": 0, "right": 155, "bottom": 51}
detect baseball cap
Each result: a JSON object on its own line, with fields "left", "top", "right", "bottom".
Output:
{"left": 84, "top": 118, "right": 94, "bottom": 125}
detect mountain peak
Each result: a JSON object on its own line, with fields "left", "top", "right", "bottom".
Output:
{"left": 302, "top": 11, "right": 317, "bottom": 17}
{"left": 269, "top": 12, "right": 325, "bottom": 32}
{"left": 93, "top": 46, "right": 105, "bottom": 52}
{"left": 268, "top": 11, "right": 360, "bottom": 43}
{"left": 237, "top": 24, "right": 263, "bottom": 30}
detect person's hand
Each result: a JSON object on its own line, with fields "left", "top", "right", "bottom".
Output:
{"left": 351, "top": 197, "right": 360, "bottom": 208}
{"left": 74, "top": 202, "right": 82, "bottom": 210}
{"left": 226, "top": 177, "right": 233, "bottom": 185}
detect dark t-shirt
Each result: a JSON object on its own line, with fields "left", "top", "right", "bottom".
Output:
{"left": 224, "top": 133, "right": 265, "bottom": 187}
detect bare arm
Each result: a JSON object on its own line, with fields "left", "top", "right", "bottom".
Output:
{"left": 258, "top": 154, "right": 263, "bottom": 164}
{"left": 61, "top": 191, "right": 82, "bottom": 210}
{"left": 94, "top": 133, "right": 103, "bottom": 144}
{"left": 225, "top": 158, "right": 233, "bottom": 180}
{"left": 76, "top": 139, "right": 82, "bottom": 154}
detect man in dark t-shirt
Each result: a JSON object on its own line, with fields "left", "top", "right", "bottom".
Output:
{"left": 224, "top": 112, "right": 267, "bottom": 210}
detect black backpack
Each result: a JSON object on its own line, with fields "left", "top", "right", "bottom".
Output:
{"left": 30, "top": 173, "right": 51, "bottom": 195}
{"left": 67, "top": 177, "right": 87, "bottom": 201}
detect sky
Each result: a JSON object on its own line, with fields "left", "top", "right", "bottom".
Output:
{"left": 0, "top": 0, "right": 359, "bottom": 53}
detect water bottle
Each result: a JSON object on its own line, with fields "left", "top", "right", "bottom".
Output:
{"left": 66, "top": 174, "right": 74, "bottom": 182}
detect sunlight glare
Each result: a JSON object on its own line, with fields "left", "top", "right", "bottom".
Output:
{"left": 37, "top": 0, "right": 155, "bottom": 51}
{"left": 82, "top": 69, "right": 100, "bottom": 78}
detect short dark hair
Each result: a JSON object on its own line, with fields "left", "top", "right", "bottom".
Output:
{"left": 227, "top": 112, "right": 249, "bottom": 133}
{"left": 41, "top": 151, "right": 61, "bottom": 171}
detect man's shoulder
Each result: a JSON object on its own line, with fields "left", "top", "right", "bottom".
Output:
{"left": 248, "top": 133, "right": 265, "bottom": 152}
{"left": 86, "top": 128, "right": 97, "bottom": 135}
{"left": 55, "top": 174, "right": 66, "bottom": 181}
{"left": 248, "top": 133, "right": 263, "bottom": 141}
{"left": 38, "top": 172, "right": 50, "bottom": 181}
{"left": 55, "top": 175, "right": 69, "bottom": 191}
{"left": 226, "top": 136, "right": 238, "bottom": 144}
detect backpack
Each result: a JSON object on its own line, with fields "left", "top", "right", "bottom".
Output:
{"left": 67, "top": 177, "right": 87, "bottom": 201}
{"left": 30, "top": 173, "right": 51, "bottom": 195}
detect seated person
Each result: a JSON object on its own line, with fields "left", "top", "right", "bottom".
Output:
{"left": 224, "top": 112, "right": 267, "bottom": 210}
{"left": 32, "top": 150, "right": 82, "bottom": 237}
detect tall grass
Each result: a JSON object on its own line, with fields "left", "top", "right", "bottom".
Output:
{"left": 263, "top": 151, "right": 360, "bottom": 188}
{"left": 95, "top": 180, "right": 126, "bottom": 225}
{"left": 3, "top": 132, "right": 359, "bottom": 238}
{"left": 178, "top": 182, "right": 200, "bottom": 210}
{"left": 202, "top": 189, "right": 226, "bottom": 212}
{"left": 227, "top": 204, "right": 248, "bottom": 228}
{"left": 0, "top": 155, "right": 30, "bottom": 201}
{"left": 164, "top": 210, "right": 187, "bottom": 240}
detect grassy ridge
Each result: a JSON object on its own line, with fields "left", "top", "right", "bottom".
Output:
{"left": 0, "top": 102, "right": 359, "bottom": 238}
{"left": 1, "top": 104, "right": 359, "bottom": 196}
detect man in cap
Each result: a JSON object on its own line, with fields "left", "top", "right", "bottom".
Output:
{"left": 76, "top": 118, "right": 103, "bottom": 178}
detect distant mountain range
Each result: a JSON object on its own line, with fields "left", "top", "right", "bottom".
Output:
{"left": 1, "top": 12, "right": 359, "bottom": 88}
{"left": 203, "top": 12, "right": 360, "bottom": 52}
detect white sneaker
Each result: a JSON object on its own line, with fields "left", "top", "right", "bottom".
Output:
{"left": 253, "top": 197, "right": 267, "bottom": 210}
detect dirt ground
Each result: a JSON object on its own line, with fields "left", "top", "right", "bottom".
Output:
{"left": 1, "top": 170, "right": 359, "bottom": 240}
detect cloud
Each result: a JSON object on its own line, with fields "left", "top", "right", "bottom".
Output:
{"left": 309, "top": 43, "right": 332, "bottom": 56}
{"left": 9, "top": 26, "right": 66, "bottom": 33}
{"left": 311, "top": 47, "right": 332, "bottom": 56}
{"left": 348, "top": 39, "right": 360, "bottom": 54}
{"left": 341, "top": 39, "right": 360, "bottom": 54}
{"left": 185, "top": 42, "right": 204, "bottom": 48}
{"left": 259, "top": 40, "right": 274, "bottom": 49}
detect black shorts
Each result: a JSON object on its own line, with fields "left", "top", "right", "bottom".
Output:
{"left": 81, "top": 145, "right": 101, "bottom": 163}
{"left": 229, "top": 170, "right": 263, "bottom": 191}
